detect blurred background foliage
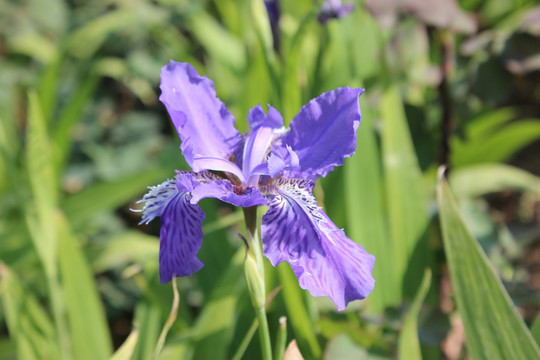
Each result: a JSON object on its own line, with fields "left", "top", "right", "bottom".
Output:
{"left": 1, "top": 0, "right": 540, "bottom": 359}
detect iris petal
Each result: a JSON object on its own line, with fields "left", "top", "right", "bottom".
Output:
{"left": 158, "top": 174, "right": 206, "bottom": 283}
{"left": 138, "top": 179, "right": 178, "bottom": 225}
{"left": 261, "top": 178, "right": 375, "bottom": 311}
{"left": 191, "top": 179, "right": 269, "bottom": 207}
{"left": 160, "top": 61, "right": 241, "bottom": 168}
{"left": 283, "top": 87, "right": 364, "bottom": 180}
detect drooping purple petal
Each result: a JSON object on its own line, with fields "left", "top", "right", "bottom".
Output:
{"left": 158, "top": 174, "right": 206, "bottom": 283}
{"left": 261, "top": 178, "right": 375, "bottom": 311}
{"left": 283, "top": 87, "right": 364, "bottom": 180}
{"left": 160, "top": 61, "right": 241, "bottom": 168}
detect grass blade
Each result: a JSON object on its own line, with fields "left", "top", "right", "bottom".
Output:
{"left": 57, "top": 212, "right": 113, "bottom": 360}
{"left": 381, "top": 86, "right": 431, "bottom": 300}
{"left": 277, "top": 264, "right": 321, "bottom": 359}
{"left": 398, "top": 269, "right": 432, "bottom": 360}
{"left": 437, "top": 169, "right": 540, "bottom": 360}
{"left": 345, "top": 94, "right": 397, "bottom": 312}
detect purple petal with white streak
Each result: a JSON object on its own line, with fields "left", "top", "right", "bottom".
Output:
{"left": 160, "top": 61, "right": 241, "bottom": 168}
{"left": 261, "top": 178, "right": 375, "bottom": 311}
{"left": 138, "top": 178, "right": 178, "bottom": 225}
{"left": 158, "top": 174, "right": 206, "bottom": 283}
{"left": 283, "top": 87, "right": 364, "bottom": 180}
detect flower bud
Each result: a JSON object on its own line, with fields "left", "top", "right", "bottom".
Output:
{"left": 244, "top": 251, "right": 266, "bottom": 309}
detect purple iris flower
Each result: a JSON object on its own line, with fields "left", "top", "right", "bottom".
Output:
{"left": 139, "top": 60, "right": 375, "bottom": 311}
{"left": 318, "top": 0, "right": 356, "bottom": 24}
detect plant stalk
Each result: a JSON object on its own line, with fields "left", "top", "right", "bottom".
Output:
{"left": 243, "top": 206, "right": 273, "bottom": 360}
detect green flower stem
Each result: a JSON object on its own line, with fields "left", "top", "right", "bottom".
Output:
{"left": 243, "top": 206, "right": 273, "bottom": 360}
{"left": 151, "top": 278, "right": 180, "bottom": 360}
{"left": 274, "top": 316, "right": 287, "bottom": 360}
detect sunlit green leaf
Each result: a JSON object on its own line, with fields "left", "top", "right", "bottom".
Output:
{"left": 437, "top": 171, "right": 540, "bottom": 360}
{"left": 381, "top": 86, "right": 431, "bottom": 300}
{"left": 344, "top": 95, "right": 397, "bottom": 312}
{"left": 450, "top": 163, "right": 540, "bottom": 199}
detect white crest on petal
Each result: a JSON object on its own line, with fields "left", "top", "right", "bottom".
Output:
{"left": 137, "top": 179, "right": 178, "bottom": 225}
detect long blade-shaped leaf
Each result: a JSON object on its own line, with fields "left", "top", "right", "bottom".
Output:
{"left": 25, "top": 91, "right": 57, "bottom": 268}
{"left": 398, "top": 269, "right": 432, "bottom": 360}
{"left": 277, "top": 264, "right": 321, "bottom": 359}
{"left": 345, "top": 95, "right": 397, "bottom": 312}
{"left": 437, "top": 170, "right": 540, "bottom": 360}
{"left": 57, "top": 212, "right": 113, "bottom": 360}
{"left": 0, "top": 264, "right": 60, "bottom": 360}
{"left": 381, "top": 86, "right": 431, "bottom": 299}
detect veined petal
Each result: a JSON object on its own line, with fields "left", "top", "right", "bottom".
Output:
{"left": 261, "top": 178, "right": 375, "bottom": 311}
{"left": 284, "top": 87, "right": 364, "bottom": 180}
{"left": 267, "top": 145, "right": 299, "bottom": 177}
{"left": 158, "top": 173, "right": 206, "bottom": 283}
{"left": 160, "top": 61, "right": 241, "bottom": 168}
{"left": 190, "top": 179, "right": 268, "bottom": 207}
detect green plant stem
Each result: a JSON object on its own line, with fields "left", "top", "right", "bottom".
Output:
{"left": 231, "top": 320, "right": 258, "bottom": 360}
{"left": 256, "top": 305, "right": 273, "bottom": 360}
{"left": 151, "top": 278, "right": 180, "bottom": 360}
{"left": 243, "top": 206, "right": 272, "bottom": 360}
{"left": 274, "top": 317, "right": 287, "bottom": 360}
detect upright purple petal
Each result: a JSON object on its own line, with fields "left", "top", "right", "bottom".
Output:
{"left": 160, "top": 61, "right": 241, "bottom": 168}
{"left": 283, "top": 87, "right": 364, "bottom": 180}
{"left": 261, "top": 178, "right": 375, "bottom": 311}
{"left": 243, "top": 105, "right": 284, "bottom": 186}
{"left": 247, "top": 104, "right": 283, "bottom": 130}
{"left": 158, "top": 174, "right": 206, "bottom": 283}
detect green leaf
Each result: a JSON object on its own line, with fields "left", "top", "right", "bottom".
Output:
{"left": 57, "top": 212, "right": 113, "bottom": 360}
{"left": 0, "top": 263, "right": 60, "bottom": 360}
{"left": 187, "top": 11, "right": 246, "bottom": 72}
{"left": 344, "top": 94, "right": 397, "bottom": 312}
{"left": 133, "top": 300, "right": 162, "bottom": 360}
{"left": 25, "top": 91, "right": 57, "bottom": 268}
{"left": 531, "top": 315, "right": 540, "bottom": 345}
{"left": 90, "top": 231, "right": 158, "bottom": 273}
{"left": 437, "top": 170, "right": 540, "bottom": 360}
{"left": 110, "top": 329, "right": 139, "bottom": 360}
{"left": 61, "top": 166, "right": 169, "bottom": 227}
{"left": 277, "top": 264, "right": 321, "bottom": 359}
{"left": 53, "top": 72, "right": 99, "bottom": 173}
{"left": 452, "top": 120, "right": 540, "bottom": 166}
{"left": 398, "top": 269, "right": 432, "bottom": 360}
{"left": 192, "top": 250, "right": 246, "bottom": 360}
{"left": 381, "top": 86, "right": 431, "bottom": 299}
{"left": 450, "top": 163, "right": 540, "bottom": 199}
